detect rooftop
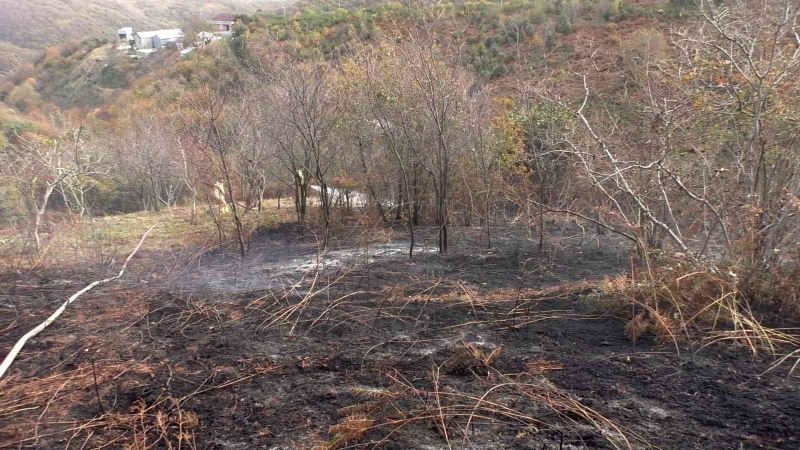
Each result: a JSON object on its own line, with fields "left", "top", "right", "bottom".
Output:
{"left": 135, "top": 29, "right": 184, "bottom": 40}
{"left": 210, "top": 14, "right": 236, "bottom": 23}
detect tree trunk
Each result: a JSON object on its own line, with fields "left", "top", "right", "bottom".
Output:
{"left": 220, "top": 156, "right": 246, "bottom": 258}
{"left": 31, "top": 182, "right": 59, "bottom": 253}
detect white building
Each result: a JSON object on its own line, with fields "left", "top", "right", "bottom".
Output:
{"left": 197, "top": 31, "right": 220, "bottom": 46}
{"left": 134, "top": 29, "right": 184, "bottom": 50}
{"left": 117, "top": 27, "right": 134, "bottom": 42}
{"left": 209, "top": 14, "right": 236, "bottom": 37}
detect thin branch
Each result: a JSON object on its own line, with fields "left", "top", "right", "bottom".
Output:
{"left": 0, "top": 224, "right": 158, "bottom": 379}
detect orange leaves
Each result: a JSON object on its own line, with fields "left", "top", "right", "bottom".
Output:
{"left": 490, "top": 103, "right": 525, "bottom": 170}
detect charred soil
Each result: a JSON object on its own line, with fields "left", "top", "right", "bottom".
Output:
{"left": 1, "top": 224, "right": 798, "bottom": 449}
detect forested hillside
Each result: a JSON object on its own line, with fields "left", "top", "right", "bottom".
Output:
{"left": 1, "top": 1, "right": 799, "bottom": 449}
{"left": 0, "top": 0, "right": 287, "bottom": 77}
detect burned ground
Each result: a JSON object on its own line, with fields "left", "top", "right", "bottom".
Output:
{"left": 1, "top": 224, "right": 798, "bottom": 449}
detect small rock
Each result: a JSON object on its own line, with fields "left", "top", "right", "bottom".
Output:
{"left": 648, "top": 406, "right": 671, "bottom": 420}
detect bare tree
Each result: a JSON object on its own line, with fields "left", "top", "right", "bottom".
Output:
{"left": 678, "top": 0, "right": 800, "bottom": 271}
{"left": 535, "top": 0, "right": 799, "bottom": 273}
{"left": 1, "top": 130, "right": 100, "bottom": 252}
{"left": 464, "top": 89, "right": 501, "bottom": 248}
{"left": 115, "top": 118, "right": 184, "bottom": 212}
{"left": 56, "top": 124, "right": 106, "bottom": 220}
{"left": 273, "top": 59, "right": 339, "bottom": 241}
{"left": 182, "top": 83, "right": 249, "bottom": 257}
{"left": 396, "top": 35, "right": 472, "bottom": 253}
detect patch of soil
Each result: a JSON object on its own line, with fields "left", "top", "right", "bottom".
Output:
{"left": 1, "top": 225, "right": 798, "bottom": 449}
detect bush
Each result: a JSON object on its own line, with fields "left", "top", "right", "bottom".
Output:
{"left": 0, "top": 179, "right": 27, "bottom": 226}
{"left": 7, "top": 79, "right": 42, "bottom": 113}
{"left": 98, "top": 64, "right": 129, "bottom": 89}
{"left": 596, "top": 252, "right": 800, "bottom": 355}
{"left": 467, "top": 41, "right": 511, "bottom": 79}
{"left": 556, "top": 13, "right": 572, "bottom": 33}
{"left": 664, "top": 0, "right": 698, "bottom": 18}
{"left": 542, "top": 22, "right": 557, "bottom": 49}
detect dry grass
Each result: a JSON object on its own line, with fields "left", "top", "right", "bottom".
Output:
{"left": 444, "top": 340, "right": 503, "bottom": 375}
{"left": 523, "top": 358, "right": 564, "bottom": 375}
{"left": 154, "top": 297, "right": 224, "bottom": 335}
{"left": 74, "top": 395, "right": 200, "bottom": 450}
{"left": 313, "top": 386, "right": 398, "bottom": 450}
{"left": 241, "top": 268, "right": 646, "bottom": 449}
{"left": 0, "top": 271, "right": 276, "bottom": 448}
{"left": 0, "top": 352, "right": 277, "bottom": 448}
{"left": 316, "top": 364, "right": 639, "bottom": 450}
{"left": 598, "top": 258, "right": 800, "bottom": 360}
{"left": 0, "top": 204, "right": 293, "bottom": 277}
{"left": 0, "top": 360, "right": 157, "bottom": 448}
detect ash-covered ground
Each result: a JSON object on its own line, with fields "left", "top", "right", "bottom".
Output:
{"left": 1, "top": 223, "right": 798, "bottom": 449}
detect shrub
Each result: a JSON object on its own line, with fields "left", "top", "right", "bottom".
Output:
{"left": 556, "top": 13, "right": 572, "bottom": 33}
{"left": 467, "top": 41, "right": 511, "bottom": 79}
{"left": 598, "top": 255, "right": 800, "bottom": 354}
{"left": 7, "top": 79, "right": 42, "bottom": 113}
{"left": 98, "top": 64, "right": 129, "bottom": 89}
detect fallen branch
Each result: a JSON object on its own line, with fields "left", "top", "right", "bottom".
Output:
{"left": 0, "top": 224, "right": 158, "bottom": 379}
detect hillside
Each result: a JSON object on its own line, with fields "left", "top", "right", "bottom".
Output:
{"left": 0, "top": 0, "right": 290, "bottom": 77}
{"left": 1, "top": 1, "right": 799, "bottom": 449}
